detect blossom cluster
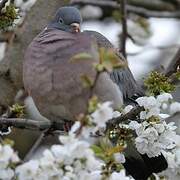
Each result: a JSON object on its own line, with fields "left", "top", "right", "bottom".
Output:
{"left": 129, "top": 93, "right": 180, "bottom": 179}
{"left": 0, "top": 93, "right": 180, "bottom": 179}
{"left": 16, "top": 134, "right": 103, "bottom": 180}
{"left": 0, "top": 144, "right": 19, "bottom": 180}
{"left": 0, "top": 101, "right": 133, "bottom": 180}
{"left": 129, "top": 120, "right": 178, "bottom": 157}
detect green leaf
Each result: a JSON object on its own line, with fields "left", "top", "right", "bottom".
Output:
{"left": 10, "top": 103, "right": 25, "bottom": 118}
{"left": 99, "top": 48, "right": 127, "bottom": 72}
{"left": 2, "top": 138, "right": 14, "bottom": 147}
{"left": 80, "top": 74, "right": 94, "bottom": 88}
{"left": 88, "top": 96, "right": 98, "bottom": 113}
{"left": 70, "top": 52, "right": 92, "bottom": 63}
{"left": 94, "top": 63, "right": 104, "bottom": 72}
{"left": 91, "top": 144, "right": 104, "bottom": 154}
{"left": 106, "top": 145, "right": 124, "bottom": 156}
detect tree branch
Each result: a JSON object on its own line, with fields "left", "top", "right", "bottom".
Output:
{"left": 107, "top": 106, "right": 144, "bottom": 128}
{"left": 127, "top": 0, "right": 176, "bottom": 11}
{"left": 127, "top": 6, "right": 180, "bottom": 18}
{"left": 70, "top": 0, "right": 180, "bottom": 18}
{"left": 0, "top": 117, "right": 51, "bottom": 131}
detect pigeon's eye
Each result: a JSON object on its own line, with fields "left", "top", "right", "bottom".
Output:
{"left": 59, "top": 18, "right": 64, "bottom": 23}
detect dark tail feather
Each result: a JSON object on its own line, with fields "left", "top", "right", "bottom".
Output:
{"left": 123, "top": 144, "right": 168, "bottom": 180}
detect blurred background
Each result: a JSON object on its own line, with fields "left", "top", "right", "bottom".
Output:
{"left": 0, "top": 0, "right": 179, "bottom": 158}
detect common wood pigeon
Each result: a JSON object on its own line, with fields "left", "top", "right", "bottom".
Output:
{"left": 23, "top": 6, "right": 167, "bottom": 180}
{"left": 23, "top": 7, "right": 123, "bottom": 123}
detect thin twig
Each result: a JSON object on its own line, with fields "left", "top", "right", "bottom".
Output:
{"left": 119, "top": 0, "right": 127, "bottom": 58}
{"left": 23, "top": 132, "right": 45, "bottom": 161}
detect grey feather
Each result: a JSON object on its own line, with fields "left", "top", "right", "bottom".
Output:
{"left": 83, "top": 30, "right": 145, "bottom": 102}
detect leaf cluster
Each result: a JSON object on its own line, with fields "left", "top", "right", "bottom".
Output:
{"left": 0, "top": 4, "right": 18, "bottom": 30}
{"left": 144, "top": 71, "right": 175, "bottom": 96}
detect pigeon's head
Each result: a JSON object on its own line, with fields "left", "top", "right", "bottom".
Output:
{"left": 48, "top": 6, "right": 82, "bottom": 33}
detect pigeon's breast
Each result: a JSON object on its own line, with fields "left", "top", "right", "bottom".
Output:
{"left": 23, "top": 29, "right": 99, "bottom": 121}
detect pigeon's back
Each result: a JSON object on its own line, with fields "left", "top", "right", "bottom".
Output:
{"left": 23, "top": 28, "right": 123, "bottom": 122}
{"left": 83, "top": 30, "right": 145, "bottom": 103}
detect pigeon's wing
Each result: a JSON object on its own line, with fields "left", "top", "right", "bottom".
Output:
{"left": 83, "top": 30, "right": 144, "bottom": 102}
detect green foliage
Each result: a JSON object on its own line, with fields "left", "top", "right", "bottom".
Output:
{"left": 147, "top": 116, "right": 160, "bottom": 124}
{"left": 0, "top": 4, "right": 18, "bottom": 30}
{"left": 80, "top": 74, "right": 94, "bottom": 88}
{"left": 10, "top": 103, "right": 25, "bottom": 118}
{"left": 1, "top": 138, "right": 14, "bottom": 147}
{"left": 91, "top": 137, "right": 124, "bottom": 177}
{"left": 88, "top": 96, "right": 98, "bottom": 113}
{"left": 70, "top": 52, "right": 93, "bottom": 63}
{"left": 91, "top": 137, "right": 124, "bottom": 162}
{"left": 144, "top": 71, "right": 175, "bottom": 96}
{"left": 96, "top": 48, "right": 127, "bottom": 72}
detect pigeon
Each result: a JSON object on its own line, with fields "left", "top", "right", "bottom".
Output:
{"left": 23, "top": 6, "right": 123, "bottom": 124}
{"left": 23, "top": 6, "right": 167, "bottom": 180}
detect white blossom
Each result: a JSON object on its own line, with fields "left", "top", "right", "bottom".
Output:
{"left": 91, "top": 101, "right": 113, "bottom": 128}
{"left": 129, "top": 121, "right": 141, "bottom": 130}
{"left": 130, "top": 120, "right": 179, "bottom": 157}
{"left": 0, "top": 168, "right": 14, "bottom": 180}
{"left": 123, "top": 105, "right": 133, "bottom": 114}
{"left": 160, "top": 147, "right": 180, "bottom": 179}
{"left": 0, "top": 93, "right": 179, "bottom": 180}
{"left": 69, "top": 121, "right": 81, "bottom": 135}
{"left": 170, "top": 102, "right": 180, "bottom": 115}
{"left": 110, "top": 170, "right": 134, "bottom": 180}
{"left": 157, "top": 93, "right": 173, "bottom": 103}
{"left": 136, "top": 96, "right": 160, "bottom": 110}
{"left": 113, "top": 111, "right": 121, "bottom": 118}
{"left": 16, "top": 160, "right": 39, "bottom": 180}
{"left": 0, "top": 144, "right": 19, "bottom": 169}
{"left": 114, "top": 153, "right": 126, "bottom": 163}
{"left": 136, "top": 96, "right": 161, "bottom": 119}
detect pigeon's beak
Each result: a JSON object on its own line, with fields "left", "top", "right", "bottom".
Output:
{"left": 70, "top": 23, "right": 80, "bottom": 33}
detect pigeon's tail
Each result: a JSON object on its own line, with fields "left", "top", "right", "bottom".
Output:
{"left": 123, "top": 144, "right": 168, "bottom": 180}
